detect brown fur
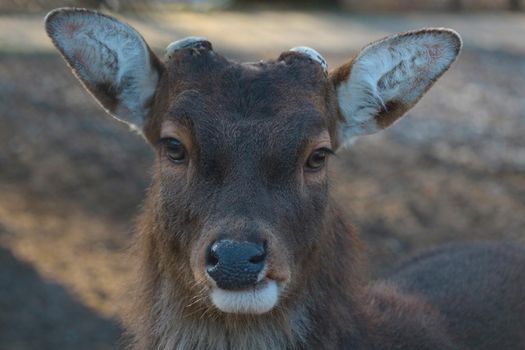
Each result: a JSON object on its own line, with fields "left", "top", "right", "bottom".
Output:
{"left": 120, "top": 46, "right": 525, "bottom": 350}
{"left": 45, "top": 14, "right": 525, "bottom": 348}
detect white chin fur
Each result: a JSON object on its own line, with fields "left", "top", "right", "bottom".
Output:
{"left": 211, "top": 280, "right": 279, "bottom": 314}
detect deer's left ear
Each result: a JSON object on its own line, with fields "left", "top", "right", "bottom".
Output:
{"left": 331, "top": 28, "right": 461, "bottom": 146}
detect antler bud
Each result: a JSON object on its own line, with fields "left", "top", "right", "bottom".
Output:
{"left": 166, "top": 36, "right": 212, "bottom": 58}
{"left": 289, "top": 47, "right": 328, "bottom": 73}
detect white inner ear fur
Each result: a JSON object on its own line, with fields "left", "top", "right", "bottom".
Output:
{"left": 45, "top": 9, "right": 160, "bottom": 130}
{"left": 336, "top": 28, "right": 461, "bottom": 145}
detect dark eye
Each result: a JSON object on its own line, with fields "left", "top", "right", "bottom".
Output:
{"left": 305, "top": 148, "right": 332, "bottom": 171}
{"left": 160, "top": 137, "right": 187, "bottom": 164}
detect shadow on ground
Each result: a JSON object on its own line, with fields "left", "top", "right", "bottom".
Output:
{"left": 0, "top": 245, "right": 121, "bottom": 350}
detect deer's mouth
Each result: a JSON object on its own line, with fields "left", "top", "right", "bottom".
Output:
{"left": 210, "top": 278, "right": 280, "bottom": 314}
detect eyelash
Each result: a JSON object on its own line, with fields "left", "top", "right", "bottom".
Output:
{"left": 317, "top": 147, "right": 335, "bottom": 156}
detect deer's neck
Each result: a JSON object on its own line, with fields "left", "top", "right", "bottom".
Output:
{"left": 128, "top": 203, "right": 364, "bottom": 350}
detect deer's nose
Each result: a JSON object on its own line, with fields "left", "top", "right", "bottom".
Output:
{"left": 206, "top": 240, "right": 266, "bottom": 290}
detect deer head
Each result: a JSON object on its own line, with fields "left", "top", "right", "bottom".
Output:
{"left": 45, "top": 8, "right": 461, "bottom": 316}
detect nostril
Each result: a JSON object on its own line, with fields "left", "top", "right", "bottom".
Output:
{"left": 249, "top": 240, "right": 267, "bottom": 264}
{"left": 249, "top": 251, "right": 266, "bottom": 264}
{"left": 206, "top": 246, "right": 219, "bottom": 267}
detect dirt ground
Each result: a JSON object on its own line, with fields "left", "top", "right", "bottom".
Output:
{"left": 0, "top": 10, "right": 524, "bottom": 350}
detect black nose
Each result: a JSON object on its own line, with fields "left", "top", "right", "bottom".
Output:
{"left": 206, "top": 240, "right": 266, "bottom": 290}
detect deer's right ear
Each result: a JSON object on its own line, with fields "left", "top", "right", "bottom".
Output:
{"left": 45, "top": 8, "right": 163, "bottom": 131}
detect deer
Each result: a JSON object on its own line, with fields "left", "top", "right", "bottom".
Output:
{"left": 45, "top": 8, "right": 525, "bottom": 350}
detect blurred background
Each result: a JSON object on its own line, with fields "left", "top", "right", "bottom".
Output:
{"left": 0, "top": 0, "right": 524, "bottom": 349}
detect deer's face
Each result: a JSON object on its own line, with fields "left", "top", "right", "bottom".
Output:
{"left": 148, "top": 49, "right": 339, "bottom": 313}
{"left": 46, "top": 8, "right": 461, "bottom": 315}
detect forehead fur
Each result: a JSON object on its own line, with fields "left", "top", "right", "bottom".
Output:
{"left": 165, "top": 48, "right": 327, "bottom": 98}
{"left": 145, "top": 47, "right": 340, "bottom": 144}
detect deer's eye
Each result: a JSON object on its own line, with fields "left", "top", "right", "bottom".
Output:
{"left": 305, "top": 148, "right": 332, "bottom": 171}
{"left": 160, "top": 137, "right": 187, "bottom": 164}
